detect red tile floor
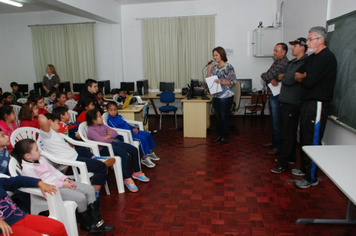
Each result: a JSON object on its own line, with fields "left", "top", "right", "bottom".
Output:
{"left": 79, "top": 115, "right": 356, "bottom": 236}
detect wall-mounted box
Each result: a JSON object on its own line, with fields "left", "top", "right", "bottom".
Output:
{"left": 252, "top": 28, "right": 283, "bottom": 57}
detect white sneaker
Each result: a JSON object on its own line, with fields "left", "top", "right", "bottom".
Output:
{"left": 141, "top": 157, "right": 156, "bottom": 168}
{"left": 147, "top": 152, "right": 160, "bottom": 161}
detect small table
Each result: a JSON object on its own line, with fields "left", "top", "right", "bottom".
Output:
{"left": 182, "top": 96, "right": 212, "bottom": 138}
{"left": 296, "top": 145, "right": 356, "bottom": 225}
{"left": 141, "top": 92, "right": 186, "bottom": 116}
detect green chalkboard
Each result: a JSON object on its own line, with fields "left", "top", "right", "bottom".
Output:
{"left": 327, "top": 10, "right": 356, "bottom": 131}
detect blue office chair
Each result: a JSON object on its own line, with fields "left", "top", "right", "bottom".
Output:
{"left": 159, "top": 91, "right": 178, "bottom": 129}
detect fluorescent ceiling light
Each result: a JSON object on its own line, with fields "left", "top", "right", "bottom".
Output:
{"left": 0, "top": 0, "right": 23, "bottom": 7}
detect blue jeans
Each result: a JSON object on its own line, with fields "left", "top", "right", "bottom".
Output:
{"left": 213, "top": 96, "right": 234, "bottom": 138}
{"left": 100, "top": 141, "right": 140, "bottom": 179}
{"left": 268, "top": 95, "right": 282, "bottom": 150}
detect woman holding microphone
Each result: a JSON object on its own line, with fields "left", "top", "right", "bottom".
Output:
{"left": 206, "top": 46, "right": 237, "bottom": 144}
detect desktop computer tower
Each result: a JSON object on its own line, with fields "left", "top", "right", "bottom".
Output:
{"left": 98, "top": 80, "right": 111, "bottom": 95}
{"left": 136, "top": 80, "right": 148, "bottom": 95}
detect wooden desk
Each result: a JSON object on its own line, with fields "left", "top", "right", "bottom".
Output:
{"left": 182, "top": 97, "right": 212, "bottom": 138}
{"left": 119, "top": 105, "right": 148, "bottom": 131}
{"left": 140, "top": 92, "right": 186, "bottom": 116}
{"left": 296, "top": 145, "right": 356, "bottom": 225}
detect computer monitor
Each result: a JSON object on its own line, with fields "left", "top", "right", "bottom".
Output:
{"left": 136, "top": 80, "right": 149, "bottom": 95}
{"left": 59, "top": 81, "right": 71, "bottom": 93}
{"left": 98, "top": 80, "right": 111, "bottom": 95}
{"left": 237, "top": 79, "right": 252, "bottom": 95}
{"left": 33, "top": 82, "right": 45, "bottom": 95}
{"left": 73, "top": 83, "right": 86, "bottom": 93}
{"left": 159, "top": 82, "right": 174, "bottom": 92}
{"left": 120, "top": 82, "right": 135, "bottom": 93}
{"left": 18, "top": 84, "right": 29, "bottom": 95}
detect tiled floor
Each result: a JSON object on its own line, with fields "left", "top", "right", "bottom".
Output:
{"left": 79, "top": 115, "right": 356, "bottom": 236}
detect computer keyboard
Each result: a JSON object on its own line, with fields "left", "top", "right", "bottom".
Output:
{"left": 201, "top": 96, "right": 210, "bottom": 100}
{"left": 156, "top": 93, "right": 161, "bottom": 97}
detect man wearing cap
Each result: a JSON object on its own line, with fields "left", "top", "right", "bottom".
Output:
{"left": 271, "top": 38, "right": 308, "bottom": 174}
{"left": 294, "top": 26, "right": 337, "bottom": 188}
{"left": 261, "top": 43, "right": 289, "bottom": 155}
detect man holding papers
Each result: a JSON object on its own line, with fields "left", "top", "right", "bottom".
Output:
{"left": 261, "top": 43, "right": 289, "bottom": 155}
{"left": 206, "top": 46, "right": 236, "bottom": 144}
{"left": 271, "top": 37, "right": 308, "bottom": 174}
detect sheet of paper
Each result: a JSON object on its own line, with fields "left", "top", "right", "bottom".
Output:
{"left": 268, "top": 82, "right": 281, "bottom": 96}
{"left": 205, "top": 75, "right": 222, "bottom": 94}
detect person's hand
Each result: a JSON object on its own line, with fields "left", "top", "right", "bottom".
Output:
{"left": 278, "top": 73, "right": 284, "bottom": 81}
{"left": 38, "top": 180, "right": 57, "bottom": 197}
{"left": 63, "top": 180, "right": 76, "bottom": 190}
{"left": 295, "top": 72, "right": 306, "bottom": 82}
{"left": 133, "top": 128, "right": 139, "bottom": 134}
{"left": 107, "top": 130, "right": 112, "bottom": 135}
{"left": 270, "top": 79, "right": 278, "bottom": 86}
{"left": 214, "top": 79, "right": 221, "bottom": 84}
{"left": 104, "top": 135, "right": 111, "bottom": 139}
{"left": 54, "top": 84, "right": 59, "bottom": 88}
{"left": 0, "top": 219, "right": 13, "bottom": 236}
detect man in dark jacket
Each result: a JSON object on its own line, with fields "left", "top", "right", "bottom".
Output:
{"left": 293, "top": 26, "right": 337, "bottom": 188}
{"left": 78, "top": 79, "right": 104, "bottom": 114}
{"left": 271, "top": 37, "right": 308, "bottom": 174}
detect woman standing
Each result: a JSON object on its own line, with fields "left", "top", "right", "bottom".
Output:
{"left": 206, "top": 46, "right": 237, "bottom": 144}
{"left": 42, "top": 64, "right": 60, "bottom": 95}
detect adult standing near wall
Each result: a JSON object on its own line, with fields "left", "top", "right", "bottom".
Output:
{"left": 261, "top": 43, "right": 289, "bottom": 155}
{"left": 42, "top": 64, "right": 60, "bottom": 95}
{"left": 206, "top": 46, "right": 237, "bottom": 145}
{"left": 271, "top": 38, "right": 308, "bottom": 173}
{"left": 293, "top": 26, "right": 337, "bottom": 188}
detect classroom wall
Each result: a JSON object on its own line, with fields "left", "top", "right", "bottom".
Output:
{"left": 121, "top": 0, "right": 277, "bottom": 91}
{"left": 277, "top": 0, "right": 356, "bottom": 145}
{"left": 0, "top": 11, "right": 123, "bottom": 92}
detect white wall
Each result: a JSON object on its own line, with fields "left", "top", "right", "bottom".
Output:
{"left": 0, "top": 11, "right": 123, "bottom": 92}
{"left": 277, "top": 0, "right": 356, "bottom": 145}
{"left": 121, "top": 0, "right": 277, "bottom": 91}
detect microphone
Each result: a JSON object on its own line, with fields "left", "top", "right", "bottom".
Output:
{"left": 205, "top": 60, "right": 214, "bottom": 67}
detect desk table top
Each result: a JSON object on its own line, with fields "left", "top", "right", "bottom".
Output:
{"left": 302, "top": 145, "right": 356, "bottom": 205}
{"left": 140, "top": 92, "right": 186, "bottom": 99}
{"left": 119, "top": 104, "right": 144, "bottom": 113}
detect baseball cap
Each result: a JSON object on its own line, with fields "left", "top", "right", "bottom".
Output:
{"left": 289, "top": 37, "right": 307, "bottom": 49}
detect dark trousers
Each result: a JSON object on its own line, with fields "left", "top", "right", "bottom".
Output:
{"left": 100, "top": 141, "right": 140, "bottom": 179}
{"left": 212, "top": 96, "right": 234, "bottom": 139}
{"left": 277, "top": 102, "right": 300, "bottom": 168}
{"left": 268, "top": 95, "right": 282, "bottom": 150}
{"left": 300, "top": 100, "right": 329, "bottom": 183}
{"left": 65, "top": 147, "right": 107, "bottom": 186}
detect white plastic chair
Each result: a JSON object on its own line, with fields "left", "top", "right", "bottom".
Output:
{"left": 112, "top": 94, "right": 119, "bottom": 103}
{"left": 10, "top": 127, "right": 40, "bottom": 145}
{"left": 78, "top": 122, "right": 125, "bottom": 193}
{"left": 44, "top": 97, "right": 50, "bottom": 105}
{"left": 68, "top": 110, "right": 78, "bottom": 124}
{"left": 7, "top": 159, "right": 78, "bottom": 236}
{"left": 65, "top": 100, "right": 77, "bottom": 110}
{"left": 102, "top": 112, "right": 142, "bottom": 170}
{"left": 10, "top": 104, "right": 21, "bottom": 127}
{"left": 46, "top": 104, "right": 53, "bottom": 113}
{"left": 17, "top": 98, "right": 27, "bottom": 104}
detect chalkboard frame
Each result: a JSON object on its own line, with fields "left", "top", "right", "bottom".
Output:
{"left": 327, "top": 10, "right": 356, "bottom": 134}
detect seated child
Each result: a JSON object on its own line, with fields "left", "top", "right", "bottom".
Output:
{"left": 47, "top": 91, "right": 56, "bottom": 105}
{"left": 66, "top": 91, "right": 79, "bottom": 101}
{"left": 0, "top": 105, "right": 18, "bottom": 153}
{"left": 116, "top": 89, "right": 127, "bottom": 104}
{"left": 0, "top": 95, "right": 3, "bottom": 108}
{"left": 12, "top": 139, "right": 115, "bottom": 233}
{"left": 2, "top": 92, "right": 17, "bottom": 106}
{"left": 96, "top": 90, "right": 107, "bottom": 111}
{"left": 52, "top": 92, "right": 69, "bottom": 110}
{"left": 86, "top": 109, "right": 149, "bottom": 192}
{"left": 19, "top": 102, "right": 40, "bottom": 129}
{"left": 30, "top": 94, "right": 48, "bottom": 115}
{"left": 106, "top": 102, "right": 160, "bottom": 167}
{"left": 0, "top": 175, "right": 67, "bottom": 236}
{"left": 38, "top": 114, "right": 108, "bottom": 197}
{"left": 10, "top": 82, "right": 25, "bottom": 101}
{"left": 52, "top": 106, "right": 116, "bottom": 168}
{"left": 76, "top": 99, "right": 95, "bottom": 123}
{"left": 0, "top": 129, "right": 10, "bottom": 175}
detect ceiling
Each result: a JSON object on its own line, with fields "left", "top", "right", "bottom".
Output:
{"left": 0, "top": 0, "right": 199, "bottom": 15}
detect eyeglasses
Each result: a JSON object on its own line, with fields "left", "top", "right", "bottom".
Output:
{"left": 307, "top": 37, "right": 320, "bottom": 41}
